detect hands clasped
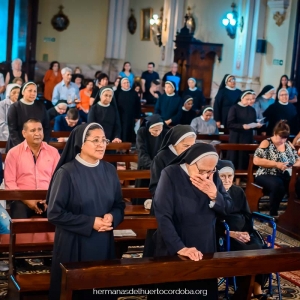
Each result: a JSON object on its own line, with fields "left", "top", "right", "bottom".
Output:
{"left": 93, "top": 214, "right": 113, "bottom": 232}
{"left": 230, "top": 231, "right": 250, "bottom": 243}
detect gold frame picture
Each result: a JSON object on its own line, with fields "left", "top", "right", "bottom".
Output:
{"left": 140, "top": 8, "right": 153, "bottom": 41}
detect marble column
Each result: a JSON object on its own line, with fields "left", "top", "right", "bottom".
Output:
{"left": 158, "top": 0, "right": 185, "bottom": 77}
{"left": 232, "top": 0, "right": 267, "bottom": 93}
{"left": 102, "top": 0, "right": 129, "bottom": 80}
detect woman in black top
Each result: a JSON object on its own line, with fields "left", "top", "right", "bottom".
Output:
{"left": 5, "top": 58, "right": 28, "bottom": 85}
{"left": 7, "top": 82, "right": 50, "bottom": 151}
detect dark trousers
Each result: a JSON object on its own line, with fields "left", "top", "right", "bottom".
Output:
{"left": 255, "top": 173, "right": 290, "bottom": 216}
{"left": 10, "top": 201, "right": 47, "bottom": 219}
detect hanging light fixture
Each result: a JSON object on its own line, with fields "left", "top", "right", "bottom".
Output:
{"left": 222, "top": 3, "right": 243, "bottom": 39}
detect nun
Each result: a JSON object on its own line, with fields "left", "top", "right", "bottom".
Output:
{"left": 116, "top": 77, "right": 141, "bottom": 142}
{"left": 154, "top": 80, "right": 182, "bottom": 126}
{"left": 7, "top": 82, "right": 51, "bottom": 151}
{"left": 88, "top": 87, "right": 122, "bottom": 143}
{"left": 180, "top": 95, "right": 197, "bottom": 125}
{"left": 47, "top": 123, "right": 125, "bottom": 300}
{"left": 47, "top": 100, "right": 68, "bottom": 121}
{"left": 0, "top": 84, "right": 20, "bottom": 142}
{"left": 213, "top": 74, "right": 242, "bottom": 128}
{"left": 133, "top": 114, "right": 169, "bottom": 205}
{"left": 227, "top": 90, "right": 261, "bottom": 170}
{"left": 252, "top": 85, "right": 275, "bottom": 120}
{"left": 190, "top": 106, "right": 219, "bottom": 135}
{"left": 216, "top": 160, "right": 268, "bottom": 300}
{"left": 152, "top": 143, "right": 233, "bottom": 300}
{"left": 182, "top": 77, "right": 206, "bottom": 113}
{"left": 144, "top": 125, "right": 196, "bottom": 258}
{"left": 264, "top": 88, "right": 299, "bottom": 135}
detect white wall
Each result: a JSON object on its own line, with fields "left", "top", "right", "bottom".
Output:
{"left": 260, "top": 1, "right": 297, "bottom": 89}
{"left": 125, "top": 0, "right": 164, "bottom": 76}
{"left": 36, "top": 0, "right": 109, "bottom": 65}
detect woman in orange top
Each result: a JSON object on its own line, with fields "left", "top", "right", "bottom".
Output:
{"left": 43, "top": 61, "right": 63, "bottom": 109}
{"left": 78, "top": 79, "right": 94, "bottom": 122}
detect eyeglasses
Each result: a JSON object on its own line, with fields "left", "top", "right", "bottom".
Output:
{"left": 228, "top": 78, "right": 236, "bottom": 82}
{"left": 195, "top": 164, "right": 216, "bottom": 176}
{"left": 279, "top": 93, "right": 289, "bottom": 97}
{"left": 85, "top": 138, "right": 110, "bottom": 146}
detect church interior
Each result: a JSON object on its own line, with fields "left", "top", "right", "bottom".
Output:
{"left": 0, "top": 0, "right": 300, "bottom": 299}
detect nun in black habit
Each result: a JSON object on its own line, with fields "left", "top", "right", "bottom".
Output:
{"left": 143, "top": 125, "right": 196, "bottom": 257}
{"left": 116, "top": 77, "right": 141, "bottom": 142}
{"left": 134, "top": 114, "right": 169, "bottom": 203}
{"left": 151, "top": 143, "right": 233, "bottom": 300}
{"left": 227, "top": 90, "right": 261, "bottom": 170}
{"left": 47, "top": 123, "right": 125, "bottom": 300}
{"left": 7, "top": 82, "right": 51, "bottom": 151}
{"left": 264, "top": 87, "right": 299, "bottom": 135}
{"left": 213, "top": 74, "right": 242, "bottom": 127}
{"left": 88, "top": 87, "right": 122, "bottom": 142}
{"left": 216, "top": 160, "right": 268, "bottom": 299}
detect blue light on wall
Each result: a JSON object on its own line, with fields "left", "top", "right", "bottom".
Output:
{"left": 0, "top": 0, "right": 9, "bottom": 62}
{"left": 222, "top": 3, "right": 243, "bottom": 39}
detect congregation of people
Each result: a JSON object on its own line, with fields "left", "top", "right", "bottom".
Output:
{"left": 0, "top": 57, "right": 300, "bottom": 300}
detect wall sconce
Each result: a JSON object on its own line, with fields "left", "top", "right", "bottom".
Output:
{"left": 222, "top": 2, "right": 243, "bottom": 39}
{"left": 150, "top": 7, "right": 163, "bottom": 47}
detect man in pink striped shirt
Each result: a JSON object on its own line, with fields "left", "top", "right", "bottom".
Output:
{"left": 4, "top": 119, "right": 60, "bottom": 218}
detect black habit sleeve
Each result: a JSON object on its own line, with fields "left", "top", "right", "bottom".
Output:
{"left": 87, "top": 105, "right": 97, "bottom": 123}
{"left": 134, "top": 92, "right": 141, "bottom": 119}
{"left": 227, "top": 105, "right": 244, "bottom": 130}
{"left": 136, "top": 128, "right": 152, "bottom": 169}
{"left": 153, "top": 169, "right": 186, "bottom": 254}
{"left": 47, "top": 168, "right": 95, "bottom": 237}
{"left": 213, "top": 90, "right": 223, "bottom": 123}
{"left": 149, "top": 154, "right": 166, "bottom": 196}
{"left": 112, "top": 109, "right": 122, "bottom": 139}
{"left": 7, "top": 104, "right": 22, "bottom": 146}
{"left": 42, "top": 106, "right": 51, "bottom": 143}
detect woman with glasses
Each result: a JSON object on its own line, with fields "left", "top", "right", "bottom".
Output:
{"left": 227, "top": 90, "right": 262, "bottom": 170}
{"left": 88, "top": 86, "right": 122, "bottom": 143}
{"left": 216, "top": 160, "right": 269, "bottom": 300}
{"left": 254, "top": 120, "right": 300, "bottom": 216}
{"left": 47, "top": 123, "right": 125, "bottom": 300}
{"left": 213, "top": 74, "right": 242, "bottom": 128}
{"left": 151, "top": 143, "right": 232, "bottom": 300}
{"left": 263, "top": 88, "right": 298, "bottom": 135}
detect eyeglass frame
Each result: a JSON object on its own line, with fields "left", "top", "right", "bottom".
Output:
{"left": 85, "top": 138, "right": 110, "bottom": 146}
{"left": 195, "top": 164, "right": 217, "bottom": 176}
{"left": 227, "top": 78, "right": 236, "bottom": 83}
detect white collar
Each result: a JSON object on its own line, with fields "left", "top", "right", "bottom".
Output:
{"left": 200, "top": 115, "right": 205, "bottom": 121}
{"left": 189, "top": 87, "right": 197, "bottom": 91}
{"left": 182, "top": 106, "right": 189, "bottom": 111}
{"left": 75, "top": 154, "right": 99, "bottom": 167}
{"left": 180, "top": 164, "right": 189, "bottom": 175}
{"left": 166, "top": 93, "right": 175, "bottom": 97}
{"left": 168, "top": 145, "right": 178, "bottom": 155}
{"left": 20, "top": 98, "right": 34, "bottom": 105}
{"left": 238, "top": 102, "right": 247, "bottom": 107}
{"left": 262, "top": 95, "right": 269, "bottom": 100}
{"left": 121, "top": 88, "right": 130, "bottom": 91}
{"left": 225, "top": 86, "right": 236, "bottom": 91}
{"left": 98, "top": 102, "right": 110, "bottom": 107}
{"left": 279, "top": 101, "right": 288, "bottom": 106}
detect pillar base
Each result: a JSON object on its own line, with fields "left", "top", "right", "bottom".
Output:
{"left": 102, "top": 58, "right": 124, "bottom": 82}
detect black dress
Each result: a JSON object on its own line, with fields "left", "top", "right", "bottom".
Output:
{"left": 47, "top": 107, "right": 59, "bottom": 121}
{"left": 263, "top": 101, "right": 299, "bottom": 135}
{"left": 7, "top": 100, "right": 51, "bottom": 151}
{"left": 152, "top": 166, "right": 233, "bottom": 299}
{"left": 226, "top": 104, "right": 256, "bottom": 170}
{"left": 180, "top": 109, "right": 197, "bottom": 125}
{"left": 8, "top": 69, "right": 26, "bottom": 83}
{"left": 219, "top": 185, "right": 267, "bottom": 289}
{"left": 182, "top": 88, "right": 206, "bottom": 112}
{"left": 116, "top": 89, "right": 141, "bottom": 142}
{"left": 213, "top": 88, "right": 242, "bottom": 126}
{"left": 47, "top": 159, "right": 125, "bottom": 300}
{"left": 88, "top": 104, "right": 121, "bottom": 141}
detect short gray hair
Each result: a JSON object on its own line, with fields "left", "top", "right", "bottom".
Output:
{"left": 11, "top": 58, "right": 22, "bottom": 68}
{"left": 171, "top": 62, "right": 178, "bottom": 67}
{"left": 61, "top": 67, "right": 72, "bottom": 75}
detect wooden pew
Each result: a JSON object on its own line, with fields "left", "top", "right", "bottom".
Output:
{"left": 60, "top": 247, "right": 300, "bottom": 300}
{"left": 141, "top": 105, "right": 155, "bottom": 113}
{"left": 7, "top": 216, "right": 157, "bottom": 299}
{"left": 277, "top": 166, "right": 300, "bottom": 240}
{"left": 245, "top": 154, "right": 264, "bottom": 212}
